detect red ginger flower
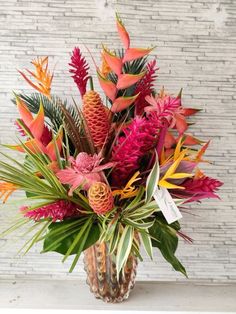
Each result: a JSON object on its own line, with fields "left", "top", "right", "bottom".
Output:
{"left": 171, "top": 172, "right": 223, "bottom": 203}
{"left": 111, "top": 117, "right": 158, "bottom": 186}
{"left": 21, "top": 200, "right": 77, "bottom": 222}
{"left": 69, "top": 47, "right": 89, "bottom": 97}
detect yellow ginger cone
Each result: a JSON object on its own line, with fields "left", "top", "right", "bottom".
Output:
{"left": 88, "top": 182, "right": 114, "bottom": 215}
{"left": 82, "top": 90, "right": 110, "bottom": 149}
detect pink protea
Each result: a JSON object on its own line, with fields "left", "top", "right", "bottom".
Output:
{"left": 21, "top": 200, "right": 77, "bottom": 222}
{"left": 56, "top": 152, "right": 114, "bottom": 195}
{"left": 111, "top": 117, "right": 159, "bottom": 186}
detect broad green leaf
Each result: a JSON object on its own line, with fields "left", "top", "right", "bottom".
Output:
{"left": 145, "top": 153, "right": 160, "bottom": 203}
{"left": 149, "top": 218, "right": 187, "bottom": 277}
{"left": 43, "top": 222, "right": 99, "bottom": 255}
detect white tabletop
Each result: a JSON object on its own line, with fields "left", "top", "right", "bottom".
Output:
{"left": 0, "top": 279, "right": 235, "bottom": 312}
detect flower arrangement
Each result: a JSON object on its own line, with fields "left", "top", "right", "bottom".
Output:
{"left": 0, "top": 15, "right": 222, "bottom": 302}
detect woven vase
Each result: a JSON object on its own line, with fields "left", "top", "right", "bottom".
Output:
{"left": 83, "top": 242, "right": 138, "bottom": 303}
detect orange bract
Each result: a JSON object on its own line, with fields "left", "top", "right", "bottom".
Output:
{"left": 18, "top": 56, "right": 53, "bottom": 98}
{"left": 0, "top": 182, "right": 18, "bottom": 203}
{"left": 100, "top": 51, "right": 112, "bottom": 77}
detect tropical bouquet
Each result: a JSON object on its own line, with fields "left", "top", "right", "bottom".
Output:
{"left": 0, "top": 15, "right": 222, "bottom": 302}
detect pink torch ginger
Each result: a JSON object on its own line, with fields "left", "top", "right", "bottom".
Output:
{"left": 56, "top": 152, "right": 114, "bottom": 196}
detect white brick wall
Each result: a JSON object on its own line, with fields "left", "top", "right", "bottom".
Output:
{"left": 0, "top": 0, "right": 235, "bottom": 282}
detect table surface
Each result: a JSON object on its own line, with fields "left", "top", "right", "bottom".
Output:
{"left": 0, "top": 279, "right": 235, "bottom": 312}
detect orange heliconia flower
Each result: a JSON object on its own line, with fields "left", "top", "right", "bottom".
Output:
{"left": 18, "top": 56, "right": 53, "bottom": 98}
{"left": 0, "top": 182, "right": 18, "bottom": 203}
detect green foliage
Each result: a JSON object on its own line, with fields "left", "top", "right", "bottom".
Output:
{"left": 116, "top": 225, "right": 134, "bottom": 277}
{"left": 149, "top": 217, "right": 187, "bottom": 277}
{"left": 43, "top": 219, "right": 100, "bottom": 255}
{"left": 0, "top": 145, "right": 89, "bottom": 208}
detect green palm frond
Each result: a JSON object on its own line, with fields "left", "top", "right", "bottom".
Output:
{"left": 12, "top": 93, "right": 80, "bottom": 130}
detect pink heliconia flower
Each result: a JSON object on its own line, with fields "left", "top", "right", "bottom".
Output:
{"left": 9, "top": 97, "right": 62, "bottom": 162}
{"left": 21, "top": 200, "right": 77, "bottom": 222}
{"left": 15, "top": 119, "right": 52, "bottom": 146}
{"left": 56, "top": 152, "right": 114, "bottom": 196}
{"left": 40, "top": 125, "right": 53, "bottom": 146}
{"left": 111, "top": 117, "right": 159, "bottom": 186}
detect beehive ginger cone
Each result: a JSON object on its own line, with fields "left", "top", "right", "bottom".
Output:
{"left": 82, "top": 90, "right": 111, "bottom": 149}
{"left": 88, "top": 182, "right": 114, "bottom": 215}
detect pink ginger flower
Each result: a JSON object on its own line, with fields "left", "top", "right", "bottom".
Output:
{"left": 134, "top": 59, "right": 158, "bottom": 116}
{"left": 145, "top": 93, "right": 181, "bottom": 125}
{"left": 111, "top": 117, "right": 158, "bottom": 186}
{"left": 21, "top": 200, "right": 77, "bottom": 222}
{"left": 56, "top": 152, "right": 114, "bottom": 196}
{"left": 171, "top": 175, "right": 223, "bottom": 203}
{"left": 145, "top": 92, "right": 199, "bottom": 135}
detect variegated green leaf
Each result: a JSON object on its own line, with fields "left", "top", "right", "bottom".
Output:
{"left": 116, "top": 225, "right": 134, "bottom": 277}
{"left": 145, "top": 153, "right": 160, "bottom": 203}
{"left": 140, "top": 231, "right": 153, "bottom": 259}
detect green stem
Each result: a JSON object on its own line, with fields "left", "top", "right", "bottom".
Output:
{"left": 89, "top": 76, "right": 94, "bottom": 91}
